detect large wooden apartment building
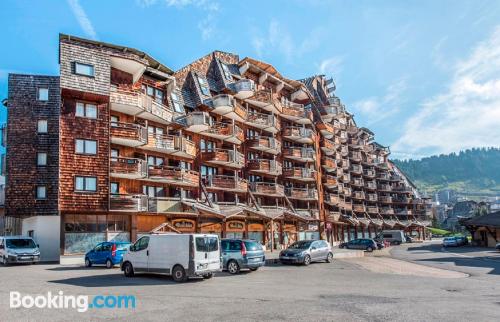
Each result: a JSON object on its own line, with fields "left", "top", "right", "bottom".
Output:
{"left": 1, "top": 35, "right": 432, "bottom": 261}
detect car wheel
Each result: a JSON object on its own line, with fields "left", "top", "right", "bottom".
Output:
{"left": 172, "top": 265, "right": 187, "bottom": 282}
{"left": 249, "top": 267, "right": 259, "bottom": 271}
{"left": 326, "top": 252, "right": 333, "bottom": 263}
{"left": 303, "top": 255, "right": 311, "bottom": 266}
{"left": 394, "top": 241, "right": 401, "bottom": 245}
{"left": 366, "top": 246, "right": 374, "bottom": 252}
{"left": 203, "top": 272, "right": 214, "bottom": 279}
{"left": 105, "top": 259, "right": 113, "bottom": 269}
{"left": 85, "top": 258, "right": 92, "bottom": 268}
{"left": 227, "top": 260, "right": 240, "bottom": 274}
{"left": 123, "top": 262, "right": 134, "bottom": 277}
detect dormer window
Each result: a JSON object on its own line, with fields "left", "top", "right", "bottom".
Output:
{"left": 170, "top": 92, "right": 184, "bottom": 113}
{"left": 221, "top": 63, "right": 232, "bottom": 81}
{"left": 197, "top": 76, "right": 210, "bottom": 96}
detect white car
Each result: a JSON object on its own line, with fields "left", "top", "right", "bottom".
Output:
{"left": 442, "top": 237, "right": 458, "bottom": 247}
{"left": 121, "top": 234, "right": 221, "bottom": 282}
{"left": 0, "top": 236, "right": 41, "bottom": 265}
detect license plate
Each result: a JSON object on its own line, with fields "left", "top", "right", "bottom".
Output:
{"left": 19, "top": 256, "right": 31, "bottom": 260}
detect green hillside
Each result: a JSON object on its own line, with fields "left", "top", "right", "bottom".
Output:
{"left": 393, "top": 147, "right": 500, "bottom": 197}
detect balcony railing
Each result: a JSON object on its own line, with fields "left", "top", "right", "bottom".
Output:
{"left": 211, "top": 94, "right": 247, "bottom": 122}
{"left": 202, "top": 149, "right": 245, "bottom": 169}
{"left": 144, "top": 134, "right": 196, "bottom": 158}
{"left": 175, "top": 112, "right": 211, "bottom": 133}
{"left": 352, "top": 191, "right": 365, "bottom": 199}
{"left": 147, "top": 165, "right": 199, "bottom": 187}
{"left": 109, "top": 194, "right": 148, "bottom": 212}
{"left": 349, "top": 152, "right": 362, "bottom": 162}
{"left": 282, "top": 126, "right": 316, "bottom": 144}
{"left": 393, "top": 196, "right": 410, "bottom": 203}
{"left": 110, "top": 157, "right": 147, "bottom": 179}
{"left": 247, "top": 136, "right": 281, "bottom": 155}
{"left": 380, "top": 207, "right": 395, "bottom": 215}
{"left": 203, "top": 175, "right": 248, "bottom": 192}
{"left": 363, "top": 169, "right": 376, "bottom": 178}
{"left": 322, "top": 175, "right": 337, "bottom": 188}
{"left": 392, "top": 186, "right": 413, "bottom": 193}
{"left": 282, "top": 168, "right": 316, "bottom": 181}
{"left": 285, "top": 187, "right": 318, "bottom": 200}
{"left": 317, "top": 122, "right": 335, "bottom": 139}
{"left": 321, "top": 138, "right": 335, "bottom": 155}
{"left": 109, "top": 87, "right": 174, "bottom": 124}
{"left": 367, "top": 194, "right": 378, "bottom": 202}
{"left": 340, "top": 146, "right": 349, "bottom": 157}
{"left": 341, "top": 186, "right": 352, "bottom": 196}
{"left": 367, "top": 206, "right": 379, "bottom": 214}
{"left": 203, "top": 122, "right": 244, "bottom": 144}
{"left": 379, "top": 196, "right": 393, "bottom": 203}
{"left": 350, "top": 165, "right": 363, "bottom": 174}
{"left": 377, "top": 172, "right": 391, "bottom": 180}
{"left": 233, "top": 79, "right": 255, "bottom": 99}
{"left": 353, "top": 204, "right": 366, "bottom": 213}
{"left": 324, "top": 193, "right": 340, "bottom": 205}
{"left": 110, "top": 122, "right": 148, "bottom": 147}
{"left": 341, "top": 174, "right": 351, "bottom": 183}
{"left": 283, "top": 147, "right": 315, "bottom": 162}
{"left": 351, "top": 178, "right": 364, "bottom": 187}
{"left": 247, "top": 159, "right": 282, "bottom": 176}
{"left": 377, "top": 184, "right": 392, "bottom": 192}
{"left": 246, "top": 89, "right": 281, "bottom": 113}
{"left": 245, "top": 111, "right": 280, "bottom": 133}
{"left": 249, "top": 182, "right": 284, "bottom": 196}
{"left": 322, "top": 157, "right": 337, "bottom": 172}
{"left": 341, "top": 158, "right": 350, "bottom": 170}
{"left": 281, "top": 101, "right": 313, "bottom": 124}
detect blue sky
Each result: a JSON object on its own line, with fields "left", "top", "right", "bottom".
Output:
{"left": 1, "top": 0, "right": 500, "bottom": 159}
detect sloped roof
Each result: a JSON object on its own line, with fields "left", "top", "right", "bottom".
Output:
{"left": 464, "top": 211, "right": 500, "bottom": 227}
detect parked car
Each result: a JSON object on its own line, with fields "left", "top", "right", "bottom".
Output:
{"left": 280, "top": 240, "right": 333, "bottom": 266}
{"left": 339, "top": 239, "right": 378, "bottom": 252}
{"left": 442, "top": 237, "right": 459, "bottom": 247}
{"left": 121, "top": 234, "right": 221, "bottom": 282}
{"left": 85, "top": 241, "right": 131, "bottom": 268}
{"left": 454, "top": 236, "right": 468, "bottom": 246}
{"left": 0, "top": 236, "right": 41, "bottom": 265}
{"left": 496, "top": 242, "right": 500, "bottom": 251}
{"left": 375, "top": 230, "right": 405, "bottom": 245}
{"left": 375, "top": 240, "right": 385, "bottom": 250}
{"left": 405, "top": 235, "right": 414, "bottom": 243}
{"left": 221, "top": 239, "right": 265, "bottom": 274}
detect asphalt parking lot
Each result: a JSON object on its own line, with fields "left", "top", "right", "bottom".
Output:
{"left": 0, "top": 242, "right": 499, "bottom": 322}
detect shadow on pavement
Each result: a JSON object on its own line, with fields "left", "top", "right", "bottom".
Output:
{"left": 48, "top": 273, "right": 209, "bottom": 287}
{"left": 415, "top": 256, "right": 500, "bottom": 275}
{"left": 406, "top": 243, "right": 499, "bottom": 255}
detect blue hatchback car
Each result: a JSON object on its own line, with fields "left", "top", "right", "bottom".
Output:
{"left": 85, "top": 242, "right": 131, "bottom": 269}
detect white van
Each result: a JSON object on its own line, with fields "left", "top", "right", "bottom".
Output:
{"left": 121, "top": 234, "right": 221, "bottom": 282}
{"left": 0, "top": 236, "right": 41, "bottom": 265}
{"left": 375, "top": 230, "right": 405, "bottom": 245}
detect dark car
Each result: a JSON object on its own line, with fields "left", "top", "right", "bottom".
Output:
{"left": 280, "top": 240, "right": 333, "bottom": 266}
{"left": 221, "top": 239, "right": 265, "bottom": 274}
{"left": 85, "top": 241, "right": 131, "bottom": 268}
{"left": 339, "top": 239, "right": 377, "bottom": 252}
{"left": 375, "top": 240, "right": 385, "bottom": 250}
{"left": 405, "top": 235, "right": 413, "bottom": 243}
{"left": 454, "top": 236, "right": 468, "bottom": 246}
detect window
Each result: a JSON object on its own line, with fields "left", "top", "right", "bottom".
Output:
{"left": 148, "top": 126, "right": 164, "bottom": 135}
{"left": 38, "top": 88, "right": 49, "bottom": 101}
{"left": 110, "top": 182, "right": 119, "bottom": 194}
{"left": 74, "top": 62, "right": 94, "bottom": 77}
{"left": 142, "top": 85, "right": 164, "bottom": 103}
{"left": 110, "top": 149, "right": 119, "bottom": 161}
{"left": 75, "top": 102, "right": 97, "bottom": 119}
{"left": 170, "top": 92, "right": 184, "bottom": 113}
{"left": 75, "top": 176, "right": 97, "bottom": 192}
{"left": 37, "top": 152, "right": 47, "bottom": 166}
{"left": 143, "top": 185, "right": 165, "bottom": 197}
{"left": 37, "top": 120, "right": 48, "bottom": 133}
{"left": 221, "top": 62, "right": 232, "bottom": 80}
{"left": 75, "top": 139, "right": 97, "bottom": 155}
{"left": 200, "top": 139, "right": 214, "bottom": 152}
{"left": 36, "top": 186, "right": 46, "bottom": 199}
{"left": 132, "top": 236, "right": 149, "bottom": 252}
{"left": 110, "top": 115, "right": 119, "bottom": 126}
{"left": 197, "top": 76, "right": 210, "bottom": 95}
{"left": 196, "top": 237, "right": 219, "bottom": 252}
{"left": 147, "top": 156, "right": 164, "bottom": 166}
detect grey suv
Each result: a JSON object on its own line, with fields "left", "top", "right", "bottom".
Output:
{"left": 280, "top": 240, "right": 333, "bottom": 265}
{"left": 221, "top": 239, "right": 265, "bottom": 274}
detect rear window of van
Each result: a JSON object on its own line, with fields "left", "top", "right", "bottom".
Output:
{"left": 196, "top": 237, "right": 219, "bottom": 252}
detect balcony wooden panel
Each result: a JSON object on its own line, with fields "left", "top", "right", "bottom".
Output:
{"left": 317, "top": 122, "right": 334, "bottom": 139}
{"left": 245, "top": 89, "right": 281, "bottom": 114}
{"left": 211, "top": 94, "right": 247, "bottom": 122}
{"left": 282, "top": 126, "right": 316, "bottom": 144}
{"left": 353, "top": 204, "right": 366, "bottom": 213}
{"left": 283, "top": 147, "right": 315, "bottom": 162}
{"left": 109, "top": 194, "right": 148, "bottom": 212}
{"left": 110, "top": 157, "right": 147, "bottom": 179}
{"left": 379, "top": 196, "right": 393, "bottom": 203}
{"left": 322, "top": 175, "right": 338, "bottom": 189}
{"left": 349, "top": 152, "right": 362, "bottom": 162}
{"left": 351, "top": 178, "right": 364, "bottom": 187}
{"left": 203, "top": 122, "right": 244, "bottom": 144}
{"left": 202, "top": 149, "right": 245, "bottom": 169}
{"left": 352, "top": 191, "right": 366, "bottom": 200}
{"left": 110, "top": 122, "right": 147, "bottom": 147}
{"left": 367, "top": 206, "right": 379, "bottom": 214}
{"left": 250, "top": 182, "right": 284, "bottom": 197}
{"left": 320, "top": 138, "right": 335, "bottom": 155}
{"left": 350, "top": 164, "right": 363, "bottom": 175}
{"left": 247, "top": 136, "right": 281, "bottom": 155}
{"left": 365, "top": 181, "right": 377, "bottom": 190}
{"left": 175, "top": 112, "right": 211, "bottom": 133}
{"left": 233, "top": 79, "right": 255, "bottom": 99}
{"left": 143, "top": 134, "right": 196, "bottom": 159}
{"left": 146, "top": 166, "right": 199, "bottom": 187}
{"left": 367, "top": 193, "right": 378, "bottom": 202}
{"left": 280, "top": 101, "right": 313, "bottom": 124}
{"left": 377, "top": 184, "right": 392, "bottom": 192}
{"left": 324, "top": 193, "right": 340, "bottom": 205}
{"left": 363, "top": 169, "right": 376, "bottom": 178}
{"left": 245, "top": 112, "right": 280, "bottom": 134}
{"left": 247, "top": 159, "right": 282, "bottom": 176}
{"left": 282, "top": 168, "right": 316, "bottom": 182}
{"left": 321, "top": 157, "right": 337, "bottom": 173}
{"left": 203, "top": 175, "right": 248, "bottom": 192}
{"left": 380, "top": 207, "right": 395, "bottom": 215}
{"left": 285, "top": 187, "right": 318, "bottom": 200}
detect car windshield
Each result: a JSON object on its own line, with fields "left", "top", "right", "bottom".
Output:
{"left": 288, "top": 241, "right": 313, "bottom": 249}
{"left": 116, "top": 243, "right": 131, "bottom": 251}
{"left": 196, "top": 237, "right": 219, "bottom": 252}
{"left": 244, "top": 241, "right": 262, "bottom": 251}
{"left": 6, "top": 239, "right": 37, "bottom": 249}
{"left": 444, "top": 237, "right": 456, "bottom": 241}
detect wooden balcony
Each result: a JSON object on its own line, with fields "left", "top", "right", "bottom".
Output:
{"left": 322, "top": 157, "right": 337, "bottom": 173}
{"left": 341, "top": 186, "right": 352, "bottom": 197}
{"left": 245, "top": 89, "right": 281, "bottom": 114}
{"left": 363, "top": 169, "right": 376, "bottom": 178}
{"left": 110, "top": 122, "right": 147, "bottom": 147}
{"left": 339, "top": 131, "right": 348, "bottom": 143}
{"left": 340, "top": 174, "right": 351, "bottom": 183}
{"left": 282, "top": 168, "right": 316, "bottom": 182}
{"left": 146, "top": 166, "right": 199, "bottom": 187}
{"left": 320, "top": 138, "right": 336, "bottom": 155}
{"left": 109, "top": 194, "right": 148, "bottom": 212}
{"left": 395, "top": 209, "right": 412, "bottom": 216}
{"left": 349, "top": 152, "right": 362, "bottom": 162}
{"left": 282, "top": 126, "right": 316, "bottom": 144}
{"left": 245, "top": 111, "right": 280, "bottom": 134}
{"left": 283, "top": 147, "right": 315, "bottom": 162}
{"left": 380, "top": 207, "right": 394, "bottom": 215}
{"left": 175, "top": 112, "right": 211, "bottom": 133}
{"left": 317, "top": 122, "right": 334, "bottom": 139}
{"left": 247, "top": 159, "right": 282, "bottom": 176}
{"left": 341, "top": 159, "right": 350, "bottom": 170}
{"left": 110, "top": 157, "right": 147, "bottom": 179}
{"left": 233, "top": 79, "right": 255, "bottom": 99}
{"left": 109, "top": 87, "right": 174, "bottom": 125}
{"left": 392, "top": 186, "right": 413, "bottom": 193}
{"left": 353, "top": 204, "right": 366, "bottom": 213}
{"left": 377, "top": 184, "right": 392, "bottom": 192}
{"left": 247, "top": 136, "right": 281, "bottom": 155}
{"left": 351, "top": 178, "right": 364, "bottom": 187}
{"left": 339, "top": 201, "right": 352, "bottom": 211}
{"left": 143, "top": 134, "right": 196, "bottom": 159}
{"left": 322, "top": 175, "right": 338, "bottom": 189}
{"left": 393, "top": 196, "right": 411, "bottom": 204}
{"left": 211, "top": 94, "right": 247, "bottom": 122}
{"left": 249, "top": 182, "right": 284, "bottom": 197}
{"left": 350, "top": 164, "right": 363, "bottom": 174}
{"left": 285, "top": 187, "right": 318, "bottom": 200}
{"left": 203, "top": 175, "right": 248, "bottom": 192}
{"left": 321, "top": 103, "right": 341, "bottom": 122}
{"left": 367, "top": 193, "right": 378, "bottom": 202}
{"left": 365, "top": 181, "right": 377, "bottom": 190}
{"left": 377, "top": 172, "right": 391, "bottom": 180}
{"left": 379, "top": 196, "right": 393, "bottom": 203}
{"left": 280, "top": 101, "right": 313, "bottom": 124}
{"left": 203, "top": 122, "right": 244, "bottom": 144}
{"left": 201, "top": 149, "right": 245, "bottom": 169}
{"left": 367, "top": 206, "right": 379, "bottom": 214}
{"left": 340, "top": 146, "right": 349, "bottom": 157}
{"left": 324, "top": 193, "right": 340, "bottom": 206}
{"left": 352, "top": 191, "right": 366, "bottom": 200}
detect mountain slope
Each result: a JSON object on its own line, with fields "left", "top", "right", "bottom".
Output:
{"left": 393, "top": 147, "right": 500, "bottom": 196}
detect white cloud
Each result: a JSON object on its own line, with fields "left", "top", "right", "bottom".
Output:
{"left": 319, "top": 56, "right": 343, "bottom": 76}
{"left": 392, "top": 26, "right": 500, "bottom": 159}
{"left": 352, "top": 78, "right": 407, "bottom": 125}
{"left": 67, "top": 0, "right": 97, "bottom": 40}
